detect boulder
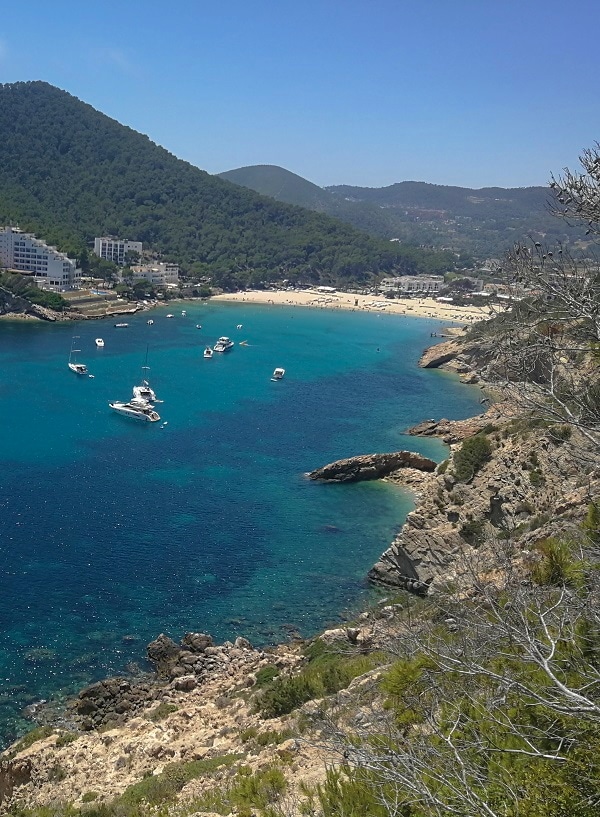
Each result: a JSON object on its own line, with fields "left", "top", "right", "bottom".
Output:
{"left": 181, "top": 632, "right": 213, "bottom": 653}
{"left": 147, "top": 634, "right": 182, "bottom": 678}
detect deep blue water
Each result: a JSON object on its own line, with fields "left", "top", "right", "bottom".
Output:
{"left": 0, "top": 302, "right": 481, "bottom": 743}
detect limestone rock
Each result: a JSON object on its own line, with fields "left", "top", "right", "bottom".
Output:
{"left": 308, "top": 451, "right": 436, "bottom": 483}
{"left": 147, "top": 634, "right": 182, "bottom": 678}
{"left": 171, "top": 675, "right": 197, "bottom": 692}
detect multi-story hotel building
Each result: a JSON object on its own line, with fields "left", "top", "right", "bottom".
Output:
{"left": 129, "top": 263, "right": 179, "bottom": 287}
{"left": 0, "top": 226, "right": 81, "bottom": 291}
{"left": 93, "top": 236, "right": 143, "bottom": 265}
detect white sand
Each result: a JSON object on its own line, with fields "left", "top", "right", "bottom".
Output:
{"left": 211, "top": 289, "right": 496, "bottom": 325}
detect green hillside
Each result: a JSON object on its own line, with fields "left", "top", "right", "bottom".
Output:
{"left": 220, "top": 164, "right": 402, "bottom": 243}
{"left": 0, "top": 82, "right": 455, "bottom": 289}
{"left": 219, "top": 164, "right": 333, "bottom": 210}
{"left": 220, "top": 165, "right": 575, "bottom": 258}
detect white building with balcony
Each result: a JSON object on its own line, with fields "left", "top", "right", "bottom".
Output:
{"left": 128, "top": 263, "right": 179, "bottom": 287}
{"left": 93, "top": 236, "right": 143, "bottom": 265}
{"left": 0, "top": 226, "right": 81, "bottom": 291}
{"left": 379, "top": 275, "right": 444, "bottom": 295}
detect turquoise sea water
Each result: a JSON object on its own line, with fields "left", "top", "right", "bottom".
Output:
{"left": 0, "top": 302, "right": 481, "bottom": 743}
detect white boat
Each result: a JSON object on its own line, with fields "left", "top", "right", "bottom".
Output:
{"left": 181, "top": 310, "right": 187, "bottom": 316}
{"left": 213, "top": 336, "right": 234, "bottom": 352}
{"left": 132, "top": 348, "right": 162, "bottom": 404}
{"left": 147, "top": 319, "right": 154, "bottom": 325}
{"left": 271, "top": 367, "right": 285, "bottom": 381}
{"left": 68, "top": 337, "right": 88, "bottom": 375}
{"left": 109, "top": 399, "right": 160, "bottom": 423}
{"left": 203, "top": 346, "right": 214, "bottom": 359}
{"left": 114, "top": 322, "right": 128, "bottom": 328}
{"left": 95, "top": 338, "right": 105, "bottom": 348}
{"left": 166, "top": 314, "right": 174, "bottom": 318}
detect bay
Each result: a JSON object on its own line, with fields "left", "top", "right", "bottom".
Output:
{"left": 0, "top": 302, "right": 481, "bottom": 743}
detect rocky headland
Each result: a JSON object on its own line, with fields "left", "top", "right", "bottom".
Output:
{"left": 2, "top": 328, "right": 597, "bottom": 815}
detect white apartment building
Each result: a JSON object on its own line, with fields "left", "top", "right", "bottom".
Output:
{"left": 94, "top": 236, "right": 143, "bottom": 265}
{"left": 0, "top": 226, "right": 81, "bottom": 291}
{"left": 379, "top": 275, "right": 444, "bottom": 295}
{"left": 129, "top": 263, "right": 179, "bottom": 287}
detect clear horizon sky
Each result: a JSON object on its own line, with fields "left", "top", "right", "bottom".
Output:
{"left": 1, "top": 0, "right": 599, "bottom": 189}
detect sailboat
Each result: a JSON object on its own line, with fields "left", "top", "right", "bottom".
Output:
{"left": 68, "top": 337, "right": 88, "bottom": 375}
{"left": 132, "top": 347, "right": 162, "bottom": 404}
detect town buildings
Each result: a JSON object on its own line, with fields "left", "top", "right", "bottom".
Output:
{"left": 0, "top": 226, "right": 81, "bottom": 291}
{"left": 93, "top": 236, "right": 143, "bottom": 265}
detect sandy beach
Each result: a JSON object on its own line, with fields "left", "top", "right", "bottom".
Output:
{"left": 211, "top": 288, "right": 496, "bottom": 325}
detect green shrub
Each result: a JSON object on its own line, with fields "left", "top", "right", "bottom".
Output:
{"left": 55, "top": 732, "right": 78, "bottom": 748}
{"left": 529, "top": 469, "right": 545, "bottom": 488}
{"left": 460, "top": 519, "right": 486, "bottom": 546}
{"left": 145, "top": 702, "right": 178, "bottom": 722}
{"left": 257, "top": 675, "right": 318, "bottom": 719}
{"left": 193, "top": 764, "right": 287, "bottom": 815}
{"left": 316, "top": 767, "right": 389, "bottom": 817}
{"left": 81, "top": 791, "right": 98, "bottom": 803}
{"left": 582, "top": 501, "right": 600, "bottom": 544}
{"left": 254, "top": 665, "right": 280, "bottom": 687}
{"left": 531, "top": 538, "right": 586, "bottom": 588}
{"left": 256, "top": 648, "right": 385, "bottom": 719}
{"left": 453, "top": 434, "right": 492, "bottom": 482}
{"left": 255, "top": 729, "right": 293, "bottom": 747}
{"left": 119, "top": 754, "right": 240, "bottom": 806}
{"left": 436, "top": 458, "right": 449, "bottom": 475}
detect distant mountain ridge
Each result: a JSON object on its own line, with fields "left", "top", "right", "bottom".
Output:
{"left": 0, "top": 82, "right": 450, "bottom": 289}
{"left": 220, "top": 165, "right": 571, "bottom": 258}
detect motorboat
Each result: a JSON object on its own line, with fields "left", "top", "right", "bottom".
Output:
{"left": 95, "top": 338, "right": 105, "bottom": 348}
{"left": 203, "top": 347, "right": 214, "bottom": 359}
{"left": 68, "top": 336, "right": 88, "bottom": 375}
{"left": 271, "top": 367, "right": 285, "bottom": 381}
{"left": 166, "top": 314, "right": 174, "bottom": 318}
{"left": 196, "top": 324, "right": 202, "bottom": 329}
{"left": 147, "top": 319, "right": 154, "bottom": 325}
{"left": 114, "top": 322, "right": 128, "bottom": 328}
{"left": 109, "top": 399, "right": 160, "bottom": 423}
{"left": 181, "top": 310, "right": 187, "bottom": 316}
{"left": 213, "top": 336, "right": 234, "bottom": 353}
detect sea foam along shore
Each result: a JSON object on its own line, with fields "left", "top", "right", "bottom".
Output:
{"left": 211, "top": 288, "right": 497, "bottom": 324}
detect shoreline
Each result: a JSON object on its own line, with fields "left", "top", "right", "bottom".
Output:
{"left": 211, "top": 288, "right": 496, "bottom": 325}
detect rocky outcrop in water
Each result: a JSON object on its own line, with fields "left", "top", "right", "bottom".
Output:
{"left": 308, "top": 451, "right": 437, "bottom": 483}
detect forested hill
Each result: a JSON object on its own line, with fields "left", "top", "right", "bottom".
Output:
{"left": 221, "top": 165, "right": 572, "bottom": 258}
{"left": 0, "top": 82, "right": 453, "bottom": 287}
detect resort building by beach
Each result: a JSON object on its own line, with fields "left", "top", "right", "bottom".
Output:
{"left": 93, "top": 236, "right": 143, "bottom": 265}
{"left": 0, "top": 226, "right": 81, "bottom": 291}
{"left": 379, "top": 275, "right": 444, "bottom": 296}
{"left": 128, "top": 262, "right": 179, "bottom": 287}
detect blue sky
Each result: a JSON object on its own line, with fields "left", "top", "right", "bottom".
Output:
{"left": 1, "top": 0, "right": 599, "bottom": 189}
